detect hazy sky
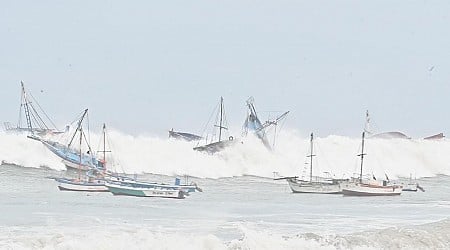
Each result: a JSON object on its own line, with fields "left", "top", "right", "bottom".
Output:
{"left": 1, "top": 1, "right": 449, "bottom": 137}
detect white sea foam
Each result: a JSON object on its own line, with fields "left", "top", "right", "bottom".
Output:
{"left": 1, "top": 130, "right": 449, "bottom": 179}
{"left": 1, "top": 219, "right": 449, "bottom": 250}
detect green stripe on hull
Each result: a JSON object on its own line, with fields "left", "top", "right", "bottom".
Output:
{"left": 108, "top": 186, "right": 146, "bottom": 197}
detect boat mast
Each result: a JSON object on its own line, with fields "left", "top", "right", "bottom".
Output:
{"left": 213, "top": 97, "right": 227, "bottom": 143}
{"left": 103, "top": 124, "right": 106, "bottom": 163}
{"left": 78, "top": 121, "right": 83, "bottom": 180}
{"left": 357, "top": 131, "right": 366, "bottom": 183}
{"left": 219, "top": 97, "right": 223, "bottom": 142}
{"left": 97, "top": 123, "right": 111, "bottom": 171}
{"left": 68, "top": 109, "right": 88, "bottom": 148}
{"left": 21, "top": 81, "right": 33, "bottom": 134}
{"left": 307, "top": 133, "right": 316, "bottom": 182}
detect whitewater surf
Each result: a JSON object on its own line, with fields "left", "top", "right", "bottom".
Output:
{"left": 1, "top": 130, "right": 449, "bottom": 179}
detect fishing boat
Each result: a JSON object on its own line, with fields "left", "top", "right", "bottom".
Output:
{"left": 341, "top": 132, "right": 403, "bottom": 196}
{"left": 56, "top": 177, "right": 108, "bottom": 192}
{"left": 31, "top": 109, "right": 104, "bottom": 171}
{"left": 101, "top": 123, "right": 202, "bottom": 194}
{"left": 4, "top": 81, "right": 67, "bottom": 136}
{"left": 423, "top": 133, "right": 445, "bottom": 140}
{"left": 277, "top": 133, "right": 346, "bottom": 194}
{"left": 242, "top": 97, "right": 289, "bottom": 150}
{"left": 107, "top": 176, "right": 202, "bottom": 193}
{"left": 402, "top": 174, "right": 425, "bottom": 192}
{"left": 168, "top": 128, "right": 203, "bottom": 141}
{"left": 194, "top": 97, "right": 237, "bottom": 154}
{"left": 51, "top": 116, "right": 109, "bottom": 192}
{"left": 364, "top": 110, "right": 410, "bottom": 139}
{"left": 365, "top": 110, "right": 444, "bottom": 140}
{"left": 105, "top": 181, "right": 186, "bottom": 199}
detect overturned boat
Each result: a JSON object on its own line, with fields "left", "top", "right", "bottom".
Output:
{"left": 168, "top": 129, "right": 203, "bottom": 142}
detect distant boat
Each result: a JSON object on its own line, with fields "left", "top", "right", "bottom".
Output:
{"left": 168, "top": 129, "right": 203, "bottom": 141}
{"left": 341, "top": 132, "right": 403, "bottom": 196}
{"left": 364, "top": 110, "right": 444, "bottom": 140}
{"left": 277, "top": 133, "right": 347, "bottom": 194}
{"left": 4, "top": 81, "right": 68, "bottom": 136}
{"left": 364, "top": 110, "right": 410, "bottom": 139}
{"left": 194, "top": 97, "right": 237, "bottom": 154}
{"left": 423, "top": 133, "right": 445, "bottom": 140}
{"left": 242, "top": 97, "right": 289, "bottom": 150}
{"left": 402, "top": 174, "right": 425, "bottom": 192}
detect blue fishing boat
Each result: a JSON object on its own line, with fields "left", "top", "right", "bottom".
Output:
{"left": 243, "top": 97, "right": 289, "bottom": 150}
{"left": 31, "top": 109, "right": 104, "bottom": 171}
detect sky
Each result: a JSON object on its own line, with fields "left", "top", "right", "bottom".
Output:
{"left": 1, "top": 1, "right": 449, "bottom": 138}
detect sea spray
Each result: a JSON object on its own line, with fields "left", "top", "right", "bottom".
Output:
{"left": 1, "top": 130, "right": 449, "bottom": 179}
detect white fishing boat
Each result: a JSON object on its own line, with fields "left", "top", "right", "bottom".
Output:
{"left": 279, "top": 133, "right": 346, "bottom": 194}
{"left": 402, "top": 174, "right": 425, "bottom": 192}
{"left": 286, "top": 178, "right": 344, "bottom": 194}
{"left": 107, "top": 176, "right": 202, "bottom": 193}
{"left": 56, "top": 177, "right": 108, "bottom": 192}
{"left": 342, "top": 132, "right": 403, "bottom": 196}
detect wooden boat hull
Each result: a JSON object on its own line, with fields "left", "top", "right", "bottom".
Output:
{"left": 287, "top": 179, "right": 342, "bottom": 194}
{"left": 56, "top": 178, "right": 108, "bottom": 192}
{"left": 342, "top": 183, "right": 402, "bottom": 196}
{"left": 106, "top": 183, "right": 185, "bottom": 199}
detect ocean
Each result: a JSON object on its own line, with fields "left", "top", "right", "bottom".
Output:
{"left": 0, "top": 131, "right": 449, "bottom": 249}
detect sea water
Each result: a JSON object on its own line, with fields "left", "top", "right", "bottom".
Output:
{"left": 0, "top": 132, "right": 449, "bottom": 249}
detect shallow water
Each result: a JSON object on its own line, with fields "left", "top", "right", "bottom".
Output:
{"left": 1, "top": 164, "right": 449, "bottom": 249}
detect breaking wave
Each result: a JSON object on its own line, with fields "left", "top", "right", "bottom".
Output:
{"left": 1, "top": 219, "right": 449, "bottom": 250}
{"left": 1, "top": 129, "right": 449, "bottom": 179}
